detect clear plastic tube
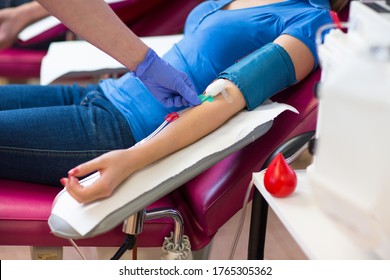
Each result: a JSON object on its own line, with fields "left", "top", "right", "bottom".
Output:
{"left": 136, "top": 112, "right": 180, "bottom": 145}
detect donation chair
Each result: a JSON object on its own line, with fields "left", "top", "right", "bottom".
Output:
{"left": 0, "top": 0, "right": 200, "bottom": 81}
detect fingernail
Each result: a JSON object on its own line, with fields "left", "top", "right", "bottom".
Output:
{"left": 68, "top": 168, "right": 79, "bottom": 176}
{"left": 60, "top": 178, "right": 66, "bottom": 186}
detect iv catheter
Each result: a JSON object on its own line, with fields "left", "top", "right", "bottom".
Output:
{"left": 203, "top": 79, "right": 233, "bottom": 103}
{"left": 137, "top": 79, "right": 233, "bottom": 147}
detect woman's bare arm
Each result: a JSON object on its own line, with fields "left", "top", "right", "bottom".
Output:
{"left": 63, "top": 34, "right": 314, "bottom": 203}
{"left": 274, "top": 34, "right": 315, "bottom": 81}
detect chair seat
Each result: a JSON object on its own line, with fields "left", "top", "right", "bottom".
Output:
{"left": 0, "top": 179, "right": 179, "bottom": 248}
{"left": 0, "top": 49, "right": 46, "bottom": 79}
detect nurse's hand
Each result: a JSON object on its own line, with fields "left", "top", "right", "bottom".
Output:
{"left": 135, "top": 48, "right": 201, "bottom": 108}
{"left": 60, "top": 149, "right": 136, "bottom": 204}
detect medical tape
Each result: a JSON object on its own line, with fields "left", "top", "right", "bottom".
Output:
{"left": 201, "top": 79, "right": 233, "bottom": 103}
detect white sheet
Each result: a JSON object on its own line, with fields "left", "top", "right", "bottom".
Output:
{"left": 50, "top": 102, "right": 298, "bottom": 237}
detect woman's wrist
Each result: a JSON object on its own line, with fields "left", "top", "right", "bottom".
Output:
{"left": 124, "top": 146, "right": 149, "bottom": 174}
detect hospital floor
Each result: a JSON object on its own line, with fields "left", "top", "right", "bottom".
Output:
{"left": 0, "top": 149, "right": 311, "bottom": 260}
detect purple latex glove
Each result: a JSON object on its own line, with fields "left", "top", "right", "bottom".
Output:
{"left": 134, "top": 48, "right": 201, "bottom": 107}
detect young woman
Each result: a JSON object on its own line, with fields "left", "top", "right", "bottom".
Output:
{"left": 0, "top": 0, "right": 349, "bottom": 203}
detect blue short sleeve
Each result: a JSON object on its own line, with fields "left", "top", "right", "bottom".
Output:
{"left": 283, "top": 9, "right": 333, "bottom": 68}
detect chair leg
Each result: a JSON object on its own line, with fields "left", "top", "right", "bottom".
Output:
{"left": 112, "top": 208, "right": 188, "bottom": 260}
{"left": 145, "top": 208, "right": 184, "bottom": 247}
{"left": 111, "top": 234, "right": 137, "bottom": 260}
{"left": 247, "top": 188, "right": 269, "bottom": 260}
{"left": 111, "top": 210, "right": 146, "bottom": 260}
{"left": 145, "top": 208, "right": 192, "bottom": 260}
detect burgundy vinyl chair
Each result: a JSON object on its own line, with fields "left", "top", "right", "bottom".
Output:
{"left": 0, "top": 0, "right": 197, "bottom": 80}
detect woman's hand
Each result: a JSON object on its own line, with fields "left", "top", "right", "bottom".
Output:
{"left": 60, "top": 148, "right": 138, "bottom": 204}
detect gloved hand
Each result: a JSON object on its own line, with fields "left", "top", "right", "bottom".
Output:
{"left": 134, "top": 48, "right": 201, "bottom": 107}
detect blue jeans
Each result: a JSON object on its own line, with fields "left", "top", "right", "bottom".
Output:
{"left": 0, "top": 84, "right": 135, "bottom": 186}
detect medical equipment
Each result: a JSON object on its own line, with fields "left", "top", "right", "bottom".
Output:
{"left": 317, "top": 0, "right": 390, "bottom": 81}
{"left": 204, "top": 79, "right": 232, "bottom": 103}
{"left": 218, "top": 43, "right": 296, "bottom": 111}
{"left": 307, "top": 0, "right": 390, "bottom": 259}
{"left": 137, "top": 112, "right": 180, "bottom": 145}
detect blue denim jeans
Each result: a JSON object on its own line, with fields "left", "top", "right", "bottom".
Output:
{"left": 0, "top": 84, "right": 135, "bottom": 186}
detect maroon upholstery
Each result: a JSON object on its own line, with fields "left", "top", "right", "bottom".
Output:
{"left": 0, "top": 179, "right": 176, "bottom": 247}
{"left": 0, "top": 49, "right": 46, "bottom": 79}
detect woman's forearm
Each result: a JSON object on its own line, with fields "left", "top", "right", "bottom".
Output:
{"left": 64, "top": 82, "right": 246, "bottom": 203}
{"left": 36, "top": 0, "right": 148, "bottom": 71}
{"left": 128, "top": 81, "right": 247, "bottom": 173}
{"left": 128, "top": 34, "right": 314, "bottom": 172}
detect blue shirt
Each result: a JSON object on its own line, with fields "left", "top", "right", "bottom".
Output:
{"left": 100, "top": 0, "right": 332, "bottom": 142}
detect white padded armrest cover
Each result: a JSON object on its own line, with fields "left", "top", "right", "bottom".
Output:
{"left": 49, "top": 102, "right": 298, "bottom": 239}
